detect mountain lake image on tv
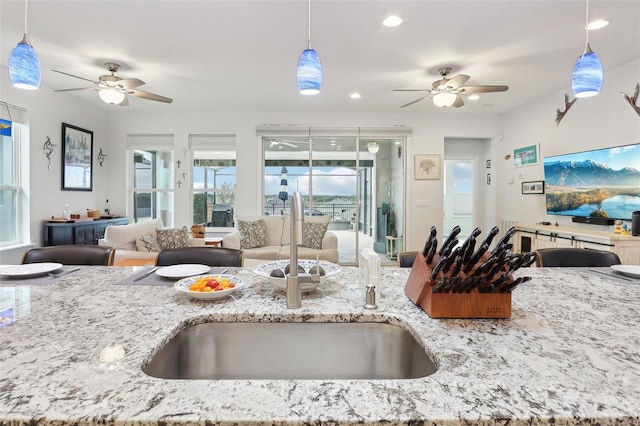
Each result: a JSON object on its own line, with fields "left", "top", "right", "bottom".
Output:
{"left": 543, "top": 143, "right": 640, "bottom": 221}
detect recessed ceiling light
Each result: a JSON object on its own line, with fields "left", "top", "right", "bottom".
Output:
{"left": 468, "top": 95, "right": 480, "bottom": 101}
{"left": 350, "top": 92, "right": 361, "bottom": 99}
{"left": 587, "top": 19, "right": 609, "bottom": 30}
{"left": 382, "top": 15, "right": 402, "bottom": 27}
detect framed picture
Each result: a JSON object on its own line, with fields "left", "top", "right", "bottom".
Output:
{"left": 62, "top": 123, "right": 93, "bottom": 191}
{"left": 487, "top": 173, "right": 492, "bottom": 185}
{"left": 486, "top": 159, "right": 491, "bottom": 169}
{"left": 414, "top": 154, "right": 441, "bottom": 180}
{"left": 522, "top": 180, "right": 545, "bottom": 194}
{"left": 514, "top": 143, "right": 539, "bottom": 167}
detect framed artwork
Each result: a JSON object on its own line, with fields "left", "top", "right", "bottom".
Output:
{"left": 513, "top": 143, "right": 539, "bottom": 167}
{"left": 414, "top": 154, "right": 441, "bottom": 180}
{"left": 522, "top": 180, "right": 545, "bottom": 194}
{"left": 487, "top": 173, "right": 492, "bottom": 185}
{"left": 62, "top": 123, "right": 93, "bottom": 191}
{"left": 486, "top": 159, "right": 491, "bottom": 169}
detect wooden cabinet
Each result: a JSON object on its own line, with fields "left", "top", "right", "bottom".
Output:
{"left": 43, "top": 218, "right": 129, "bottom": 246}
{"left": 515, "top": 224, "right": 640, "bottom": 265}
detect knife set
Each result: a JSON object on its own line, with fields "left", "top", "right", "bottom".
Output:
{"left": 404, "top": 225, "right": 536, "bottom": 318}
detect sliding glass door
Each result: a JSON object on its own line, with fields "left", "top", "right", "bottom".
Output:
{"left": 263, "top": 136, "right": 405, "bottom": 266}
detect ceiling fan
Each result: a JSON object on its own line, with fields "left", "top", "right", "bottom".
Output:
{"left": 52, "top": 62, "right": 172, "bottom": 106}
{"left": 393, "top": 67, "right": 508, "bottom": 108}
{"left": 267, "top": 138, "right": 309, "bottom": 148}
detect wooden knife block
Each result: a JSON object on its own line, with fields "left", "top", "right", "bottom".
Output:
{"left": 404, "top": 252, "right": 512, "bottom": 319}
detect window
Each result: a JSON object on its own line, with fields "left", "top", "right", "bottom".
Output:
{"left": 0, "top": 105, "right": 28, "bottom": 248}
{"left": 127, "top": 135, "right": 174, "bottom": 226}
{"left": 190, "top": 135, "right": 237, "bottom": 230}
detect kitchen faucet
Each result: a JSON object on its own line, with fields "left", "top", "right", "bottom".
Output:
{"left": 286, "top": 192, "right": 320, "bottom": 309}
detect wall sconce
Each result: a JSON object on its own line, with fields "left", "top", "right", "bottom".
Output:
{"left": 97, "top": 148, "right": 107, "bottom": 167}
{"left": 42, "top": 136, "right": 56, "bottom": 170}
{"left": 367, "top": 142, "right": 380, "bottom": 154}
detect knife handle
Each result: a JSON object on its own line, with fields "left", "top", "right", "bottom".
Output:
{"left": 464, "top": 242, "right": 489, "bottom": 272}
{"left": 480, "top": 226, "right": 500, "bottom": 248}
{"left": 430, "top": 255, "right": 448, "bottom": 280}
{"left": 439, "top": 226, "right": 461, "bottom": 255}
{"left": 493, "top": 226, "right": 517, "bottom": 251}
{"left": 426, "top": 239, "right": 438, "bottom": 265}
{"left": 442, "top": 247, "right": 461, "bottom": 273}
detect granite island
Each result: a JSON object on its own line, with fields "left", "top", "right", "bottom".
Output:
{"left": 0, "top": 266, "right": 639, "bottom": 425}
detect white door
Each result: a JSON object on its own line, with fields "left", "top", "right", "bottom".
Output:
{"left": 443, "top": 159, "right": 475, "bottom": 239}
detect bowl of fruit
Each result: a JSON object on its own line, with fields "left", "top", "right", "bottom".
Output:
{"left": 174, "top": 274, "right": 244, "bottom": 300}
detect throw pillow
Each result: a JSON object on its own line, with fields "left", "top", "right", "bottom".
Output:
{"left": 156, "top": 226, "right": 190, "bottom": 250}
{"left": 303, "top": 222, "right": 328, "bottom": 250}
{"left": 238, "top": 219, "right": 268, "bottom": 249}
{"left": 136, "top": 235, "right": 161, "bottom": 253}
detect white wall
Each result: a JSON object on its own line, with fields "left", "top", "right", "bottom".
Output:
{"left": 107, "top": 111, "right": 502, "bottom": 252}
{"left": 498, "top": 59, "right": 640, "bottom": 231}
{"left": 1, "top": 72, "right": 109, "bottom": 263}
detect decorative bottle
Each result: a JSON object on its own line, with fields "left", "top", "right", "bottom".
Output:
{"left": 104, "top": 199, "right": 110, "bottom": 215}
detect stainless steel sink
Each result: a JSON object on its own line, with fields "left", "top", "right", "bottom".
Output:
{"left": 143, "top": 322, "right": 437, "bottom": 380}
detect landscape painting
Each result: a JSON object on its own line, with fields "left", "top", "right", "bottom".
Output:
{"left": 543, "top": 143, "right": 640, "bottom": 221}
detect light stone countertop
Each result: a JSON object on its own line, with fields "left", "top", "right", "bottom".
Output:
{"left": 0, "top": 265, "right": 639, "bottom": 425}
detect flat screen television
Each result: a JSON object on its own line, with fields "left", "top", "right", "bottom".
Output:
{"left": 543, "top": 143, "right": 640, "bottom": 221}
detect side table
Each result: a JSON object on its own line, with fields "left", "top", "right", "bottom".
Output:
{"left": 385, "top": 236, "right": 403, "bottom": 260}
{"left": 204, "top": 237, "right": 223, "bottom": 247}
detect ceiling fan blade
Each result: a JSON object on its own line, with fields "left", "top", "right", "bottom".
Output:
{"left": 446, "top": 74, "right": 470, "bottom": 89}
{"left": 452, "top": 95, "right": 465, "bottom": 108}
{"left": 116, "top": 78, "right": 145, "bottom": 89}
{"left": 459, "top": 85, "right": 509, "bottom": 94}
{"left": 52, "top": 69, "right": 98, "bottom": 84}
{"left": 400, "top": 94, "right": 431, "bottom": 108}
{"left": 127, "top": 89, "right": 173, "bottom": 103}
{"left": 392, "top": 89, "right": 431, "bottom": 92}
{"left": 54, "top": 87, "right": 96, "bottom": 92}
{"left": 117, "top": 96, "right": 130, "bottom": 107}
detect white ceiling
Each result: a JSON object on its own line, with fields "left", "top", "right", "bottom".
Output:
{"left": 1, "top": 0, "right": 639, "bottom": 115}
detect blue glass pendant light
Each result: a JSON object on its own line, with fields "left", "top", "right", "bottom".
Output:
{"left": 8, "top": 0, "right": 41, "bottom": 90}
{"left": 296, "top": 0, "right": 322, "bottom": 95}
{"left": 571, "top": 0, "right": 602, "bottom": 98}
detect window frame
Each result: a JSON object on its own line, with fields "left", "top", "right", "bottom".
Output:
{"left": 0, "top": 112, "right": 29, "bottom": 249}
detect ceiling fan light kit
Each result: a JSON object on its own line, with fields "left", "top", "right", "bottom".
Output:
{"left": 9, "top": 0, "right": 41, "bottom": 90}
{"left": 98, "top": 88, "right": 126, "bottom": 105}
{"left": 433, "top": 92, "right": 457, "bottom": 107}
{"left": 297, "top": 0, "right": 322, "bottom": 95}
{"left": 367, "top": 142, "right": 380, "bottom": 154}
{"left": 571, "top": 0, "right": 603, "bottom": 98}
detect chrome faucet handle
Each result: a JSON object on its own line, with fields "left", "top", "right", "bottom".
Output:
{"left": 364, "top": 284, "right": 377, "bottom": 309}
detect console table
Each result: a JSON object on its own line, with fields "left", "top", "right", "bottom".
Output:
{"left": 43, "top": 217, "right": 129, "bottom": 246}
{"left": 515, "top": 223, "right": 640, "bottom": 265}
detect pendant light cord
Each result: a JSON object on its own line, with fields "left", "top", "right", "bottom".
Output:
{"left": 24, "top": 0, "right": 28, "bottom": 34}
{"left": 307, "top": 0, "right": 312, "bottom": 49}
{"left": 583, "top": 0, "right": 589, "bottom": 53}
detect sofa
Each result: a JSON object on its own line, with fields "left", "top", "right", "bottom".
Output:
{"left": 98, "top": 218, "right": 204, "bottom": 263}
{"left": 222, "top": 215, "right": 339, "bottom": 263}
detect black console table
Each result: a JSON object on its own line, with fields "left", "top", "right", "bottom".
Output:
{"left": 43, "top": 217, "right": 129, "bottom": 246}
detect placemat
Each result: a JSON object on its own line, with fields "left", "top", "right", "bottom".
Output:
{"left": 0, "top": 266, "right": 85, "bottom": 285}
{"left": 588, "top": 267, "right": 640, "bottom": 285}
{"left": 115, "top": 266, "right": 239, "bottom": 286}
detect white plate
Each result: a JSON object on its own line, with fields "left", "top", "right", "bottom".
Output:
{"left": 610, "top": 265, "right": 640, "bottom": 279}
{"left": 174, "top": 274, "right": 244, "bottom": 300}
{"left": 253, "top": 260, "right": 341, "bottom": 293}
{"left": 156, "top": 264, "right": 211, "bottom": 279}
{"left": 0, "top": 263, "right": 63, "bottom": 279}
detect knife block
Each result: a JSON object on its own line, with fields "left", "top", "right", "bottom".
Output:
{"left": 404, "top": 252, "right": 512, "bottom": 319}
